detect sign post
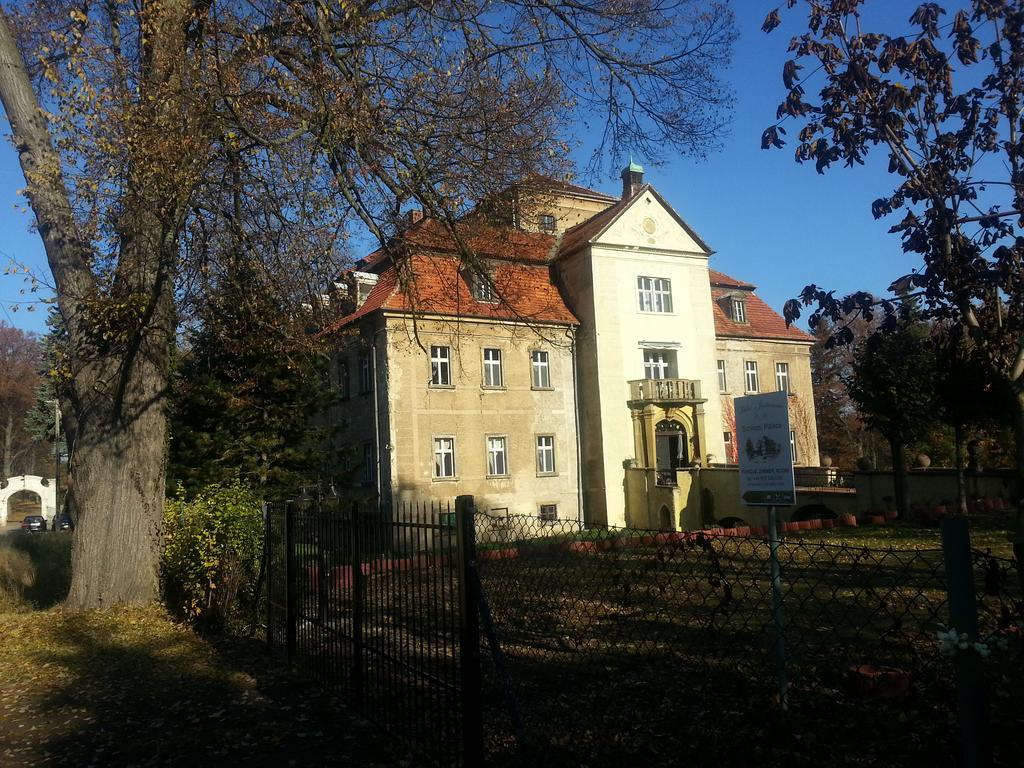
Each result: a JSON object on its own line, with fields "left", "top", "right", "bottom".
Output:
{"left": 736, "top": 391, "right": 795, "bottom": 712}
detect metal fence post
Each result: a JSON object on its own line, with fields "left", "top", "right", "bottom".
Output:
{"left": 317, "top": 513, "right": 328, "bottom": 626}
{"left": 351, "top": 500, "right": 365, "bottom": 707}
{"left": 455, "top": 494, "right": 484, "bottom": 765}
{"left": 285, "top": 501, "right": 297, "bottom": 665}
{"left": 263, "top": 502, "right": 272, "bottom": 650}
{"left": 767, "top": 506, "right": 788, "bottom": 712}
{"left": 941, "top": 517, "right": 991, "bottom": 768}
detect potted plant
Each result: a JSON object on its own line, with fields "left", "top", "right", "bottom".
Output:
{"left": 847, "top": 664, "right": 911, "bottom": 699}
{"left": 863, "top": 509, "right": 885, "bottom": 525}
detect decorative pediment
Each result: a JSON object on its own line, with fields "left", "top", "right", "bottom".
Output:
{"left": 591, "top": 187, "right": 712, "bottom": 256}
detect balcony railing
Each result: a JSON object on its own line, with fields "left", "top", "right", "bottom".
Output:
{"left": 655, "top": 470, "right": 678, "bottom": 487}
{"left": 627, "top": 378, "right": 703, "bottom": 405}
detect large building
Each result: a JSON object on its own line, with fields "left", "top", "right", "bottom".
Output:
{"left": 324, "top": 166, "right": 818, "bottom": 528}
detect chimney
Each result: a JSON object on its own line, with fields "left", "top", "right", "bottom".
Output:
{"left": 621, "top": 160, "right": 644, "bottom": 199}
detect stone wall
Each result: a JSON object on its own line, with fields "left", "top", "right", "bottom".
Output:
{"left": 624, "top": 466, "right": 858, "bottom": 530}
{"left": 854, "top": 469, "right": 1016, "bottom": 512}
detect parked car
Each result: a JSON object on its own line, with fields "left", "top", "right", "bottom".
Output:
{"left": 20, "top": 515, "right": 47, "bottom": 532}
{"left": 56, "top": 514, "right": 74, "bottom": 531}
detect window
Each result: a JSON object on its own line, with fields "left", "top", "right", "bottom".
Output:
{"left": 531, "top": 350, "right": 551, "bottom": 388}
{"left": 433, "top": 437, "right": 456, "bottom": 478}
{"left": 430, "top": 345, "right": 451, "bottom": 387}
{"left": 338, "top": 360, "right": 350, "bottom": 399}
{"left": 359, "top": 352, "right": 372, "bottom": 393}
{"left": 362, "top": 442, "right": 375, "bottom": 484}
{"left": 717, "top": 360, "right": 727, "bottom": 393}
{"left": 536, "top": 435, "right": 555, "bottom": 474}
{"left": 637, "top": 276, "right": 673, "bottom": 313}
{"left": 539, "top": 504, "right": 558, "bottom": 523}
{"left": 487, "top": 436, "right": 508, "bottom": 477}
{"left": 744, "top": 360, "right": 759, "bottom": 392}
{"left": 643, "top": 349, "right": 676, "bottom": 380}
{"left": 775, "top": 362, "right": 790, "bottom": 394}
{"left": 790, "top": 430, "right": 798, "bottom": 464}
{"left": 483, "top": 348, "right": 503, "bottom": 387}
{"left": 723, "top": 431, "right": 732, "bottom": 446}
{"left": 731, "top": 298, "right": 747, "bottom": 323}
{"left": 538, "top": 213, "right": 556, "bottom": 231}
{"left": 472, "top": 273, "right": 497, "bottom": 302}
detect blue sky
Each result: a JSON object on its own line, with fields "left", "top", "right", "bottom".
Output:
{"left": 0, "top": 2, "right": 925, "bottom": 336}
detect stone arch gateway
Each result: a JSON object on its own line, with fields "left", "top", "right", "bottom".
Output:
{"left": 0, "top": 475, "right": 57, "bottom": 527}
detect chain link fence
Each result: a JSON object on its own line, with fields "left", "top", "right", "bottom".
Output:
{"left": 265, "top": 497, "right": 1022, "bottom": 767}
{"left": 475, "top": 512, "right": 1021, "bottom": 767}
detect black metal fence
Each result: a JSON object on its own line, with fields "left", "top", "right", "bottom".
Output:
{"left": 265, "top": 497, "right": 1023, "bottom": 768}
{"left": 266, "top": 496, "right": 480, "bottom": 767}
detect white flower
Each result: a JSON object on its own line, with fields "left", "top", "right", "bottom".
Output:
{"left": 973, "top": 642, "right": 991, "bottom": 658}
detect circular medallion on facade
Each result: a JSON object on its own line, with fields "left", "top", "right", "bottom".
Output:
{"left": 642, "top": 217, "right": 657, "bottom": 234}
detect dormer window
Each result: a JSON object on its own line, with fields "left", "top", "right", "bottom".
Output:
{"left": 471, "top": 272, "right": 497, "bottom": 302}
{"left": 731, "top": 298, "right": 747, "bottom": 323}
{"left": 538, "top": 213, "right": 556, "bottom": 232}
{"left": 348, "top": 271, "right": 379, "bottom": 309}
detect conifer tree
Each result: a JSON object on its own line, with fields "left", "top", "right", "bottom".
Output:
{"left": 169, "top": 262, "right": 342, "bottom": 498}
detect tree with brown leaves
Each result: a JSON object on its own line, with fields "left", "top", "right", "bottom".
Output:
{"left": 764, "top": 1, "right": 1024, "bottom": 554}
{"left": 0, "top": 322, "right": 43, "bottom": 477}
{"left": 0, "top": 0, "right": 736, "bottom": 607}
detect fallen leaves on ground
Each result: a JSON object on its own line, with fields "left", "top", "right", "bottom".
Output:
{"left": 0, "top": 607, "right": 417, "bottom": 767}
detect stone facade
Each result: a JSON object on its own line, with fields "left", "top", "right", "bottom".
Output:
{"left": 378, "top": 315, "right": 580, "bottom": 519}
{"left": 553, "top": 184, "right": 725, "bottom": 526}
{"left": 714, "top": 337, "right": 819, "bottom": 468}
{"left": 324, "top": 167, "right": 819, "bottom": 531}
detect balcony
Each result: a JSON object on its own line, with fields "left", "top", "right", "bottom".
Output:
{"left": 627, "top": 378, "right": 703, "bottom": 407}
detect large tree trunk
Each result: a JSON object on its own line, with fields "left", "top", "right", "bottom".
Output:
{"left": 890, "top": 437, "right": 908, "bottom": 519}
{"left": 0, "top": 7, "right": 186, "bottom": 607}
{"left": 954, "top": 421, "right": 967, "bottom": 517}
{"left": 65, "top": 342, "right": 170, "bottom": 607}
{"left": 3, "top": 413, "right": 13, "bottom": 478}
{"left": 62, "top": 207, "right": 176, "bottom": 608}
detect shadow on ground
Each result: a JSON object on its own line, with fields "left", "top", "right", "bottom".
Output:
{"left": 0, "top": 531, "right": 72, "bottom": 608}
{"left": 0, "top": 609, "right": 410, "bottom": 767}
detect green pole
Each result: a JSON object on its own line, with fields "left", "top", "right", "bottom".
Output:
{"left": 768, "top": 505, "right": 788, "bottom": 711}
{"left": 941, "top": 517, "right": 991, "bottom": 768}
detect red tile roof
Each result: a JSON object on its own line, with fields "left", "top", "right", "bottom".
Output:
{"left": 408, "top": 218, "right": 556, "bottom": 262}
{"left": 325, "top": 252, "right": 578, "bottom": 332}
{"left": 519, "top": 173, "right": 618, "bottom": 202}
{"left": 710, "top": 270, "right": 811, "bottom": 343}
{"left": 330, "top": 211, "right": 804, "bottom": 343}
{"left": 357, "top": 218, "right": 556, "bottom": 270}
{"left": 709, "top": 269, "right": 755, "bottom": 290}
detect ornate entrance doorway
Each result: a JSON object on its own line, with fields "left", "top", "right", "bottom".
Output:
{"left": 655, "top": 419, "right": 689, "bottom": 486}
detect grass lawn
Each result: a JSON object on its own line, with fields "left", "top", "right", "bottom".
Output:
{"left": 790, "top": 512, "right": 1016, "bottom": 558}
{"left": 0, "top": 607, "right": 409, "bottom": 767}
{"left": 466, "top": 511, "right": 1024, "bottom": 767}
